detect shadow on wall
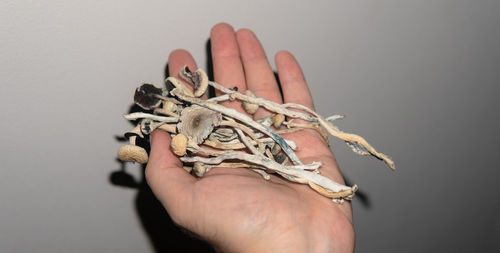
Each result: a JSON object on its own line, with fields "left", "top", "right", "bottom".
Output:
{"left": 108, "top": 40, "right": 218, "bottom": 252}
{"left": 111, "top": 98, "right": 214, "bottom": 252}
{"left": 110, "top": 160, "right": 215, "bottom": 252}
{"left": 109, "top": 39, "right": 372, "bottom": 252}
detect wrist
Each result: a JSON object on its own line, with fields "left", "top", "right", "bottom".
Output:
{"left": 238, "top": 221, "right": 354, "bottom": 253}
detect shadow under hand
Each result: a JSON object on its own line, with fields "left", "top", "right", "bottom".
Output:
{"left": 344, "top": 177, "right": 371, "bottom": 209}
{"left": 135, "top": 166, "right": 215, "bottom": 253}
{"left": 112, "top": 95, "right": 214, "bottom": 252}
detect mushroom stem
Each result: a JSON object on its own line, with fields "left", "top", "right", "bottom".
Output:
{"left": 180, "top": 152, "right": 354, "bottom": 200}
{"left": 208, "top": 80, "right": 395, "bottom": 170}
{"left": 166, "top": 77, "right": 195, "bottom": 97}
{"left": 157, "top": 123, "right": 177, "bottom": 133}
{"left": 123, "top": 112, "right": 179, "bottom": 123}
{"left": 171, "top": 88, "right": 303, "bottom": 165}
{"left": 220, "top": 120, "right": 264, "bottom": 152}
{"left": 234, "top": 127, "right": 261, "bottom": 156}
{"left": 281, "top": 120, "right": 329, "bottom": 143}
{"left": 209, "top": 81, "right": 316, "bottom": 121}
{"left": 122, "top": 67, "right": 395, "bottom": 202}
{"left": 207, "top": 94, "right": 231, "bottom": 103}
{"left": 129, "top": 135, "right": 137, "bottom": 145}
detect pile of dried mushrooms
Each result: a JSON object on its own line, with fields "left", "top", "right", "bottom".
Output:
{"left": 118, "top": 66, "right": 395, "bottom": 203}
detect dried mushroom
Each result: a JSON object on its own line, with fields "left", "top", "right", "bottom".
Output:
{"left": 179, "top": 66, "right": 209, "bottom": 97}
{"left": 171, "top": 134, "right": 188, "bottom": 156}
{"left": 177, "top": 105, "right": 222, "bottom": 144}
{"left": 242, "top": 90, "right": 259, "bottom": 114}
{"left": 272, "top": 114, "right": 285, "bottom": 128}
{"left": 134, "top": 83, "right": 164, "bottom": 110}
{"left": 118, "top": 65, "right": 395, "bottom": 203}
{"left": 124, "top": 124, "right": 144, "bottom": 140}
{"left": 118, "top": 144, "right": 148, "bottom": 164}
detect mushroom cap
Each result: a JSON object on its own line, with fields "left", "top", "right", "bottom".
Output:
{"left": 242, "top": 90, "right": 259, "bottom": 114}
{"left": 242, "top": 101, "right": 259, "bottom": 114}
{"left": 192, "top": 69, "right": 209, "bottom": 97}
{"left": 140, "top": 119, "right": 155, "bottom": 135}
{"left": 177, "top": 105, "right": 222, "bottom": 144}
{"left": 179, "top": 65, "right": 192, "bottom": 79}
{"left": 272, "top": 114, "right": 285, "bottom": 128}
{"left": 179, "top": 66, "right": 209, "bottom": 97}
{"left": 193, "top": 162, "right": 210, "bottom": 177}
{"left": 134, "top": 83, "right": 164, "bottom": 110}
{"left": 166, "top": 77, "right": 194, "bottom": 97}
{"left": 118, "top": 144, "right": 148, "bottom": 164}
{"left": 170, "top": 134, "right": 188, "bottom": 156}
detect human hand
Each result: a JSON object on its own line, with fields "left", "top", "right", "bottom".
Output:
{"left": 146, "top": 23, "right": 355, "bottom": 253}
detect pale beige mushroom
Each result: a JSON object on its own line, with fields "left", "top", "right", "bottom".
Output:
{"left": 119, "top": 124, "right": 148, "bottom": 163}
{"left": 124, "top": 124, "right": 144, "bottom": 142}
{"left": 177, "top": 105, "right": 222, "bottom": 144}
{"left": 121, "top": 67, "right": 397, "bottom": 203}
{"left": 192, "top": 161, "right": 211, "bottom": 177}
{"left": 272, "top": 113, "right": 285, "bottom": 128}
{"left": 166, "top": 77, "right": 194, "bottom": 97}
{"left": 179, "top": 66, "right": 209, "bottom": 97}
{"left": 117, "top": 144, "right": 148, "bottom": 164}
{"left": 157, "top": 123, "right": 177, "bottom": 134}
{"left": 170, "top": 133, "right": 187, "bottom": 156}
{"left": 154, "top": 100, "right": 178, "bottom": 117}
{"left": 242, "top": 90, "right": 259, "bottom": 114}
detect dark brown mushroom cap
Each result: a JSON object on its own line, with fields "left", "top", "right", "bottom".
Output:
{"left": 134, "top": 83, "right": 164, "bottom": 110}
{"left": 177, "top": 105, "right": 222, "bottom": 144}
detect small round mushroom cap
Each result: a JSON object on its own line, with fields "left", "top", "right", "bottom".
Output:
{"left": 170, "top": 134, "right": 188, "bottom": 156}
{"left": 242, "top": 102, "right": 259, "bottom": 114}
{"left": 193, "top": 162, "right": 210, "bottom": 177}
{"left": 272, "top": 114, "right": 285, "bottom": 128}
{"left": 242, "top": 90, "right": 259, "bottom": 114}
{"left": 177, "top": 105, "right": 222, "bottom": 144}
{"left": 134, "top": 83, "right": 164, "bottom": 110}
{"left": 140, "top": 119, "right": 155, "bottom": 135}
{"left": 118, "top": 144, "right": 148, "bottom": 164}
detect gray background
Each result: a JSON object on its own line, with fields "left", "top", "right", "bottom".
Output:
{"left": 1, "top": 0, "right": 499, "bottom": 252}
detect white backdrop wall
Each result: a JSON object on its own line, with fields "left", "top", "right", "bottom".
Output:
{"left": 1, "top": 0, "right": 499, "bottom": 252}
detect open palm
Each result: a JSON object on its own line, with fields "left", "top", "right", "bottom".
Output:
{"left": 146, "top": 23, "right": 354, "bottom": 253}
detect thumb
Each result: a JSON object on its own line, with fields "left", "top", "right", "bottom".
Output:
{"left": 145, "top": 129, "right": 195, "bottom": 219}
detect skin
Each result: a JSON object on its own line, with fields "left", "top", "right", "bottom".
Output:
{"left": 146, "top": 23, "right": 355, "bottom": 253}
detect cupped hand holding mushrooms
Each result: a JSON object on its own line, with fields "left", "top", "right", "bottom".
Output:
{"left": 117, "top": 24, "right": 396, "bottom": 253}
{"left": 118, "top": 64, "right": 395, "bottom": 203}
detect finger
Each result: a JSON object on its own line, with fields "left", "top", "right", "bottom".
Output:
{"left": 275, "top": 51, "right": 344, "bottom": 182}
{"left": 236, "top": 28, "right": 282, "bottom": 120}
{"left": 275, "top": 50, "right": 329, "bottom": 158}
{"left": 168, "top": 49, "right": 208, "bottom": 99}
{"left": 145, "top": 124, "right": 196, "bottom": 223}
{"left": 210, "top": 23, "right": 247, "bottom": 113}
{"left": 275, "top": 51, "right": 315, "bottom": 110}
